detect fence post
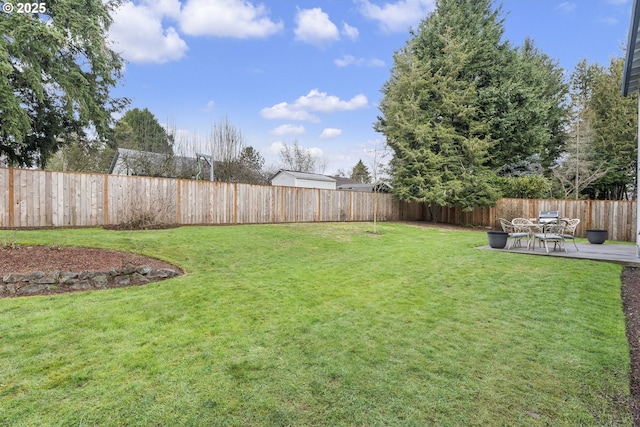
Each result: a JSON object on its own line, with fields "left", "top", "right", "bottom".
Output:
{"left": 103, "top": 174, "right": 109, "bottom": 226}
{"left": 177, "top": 179, "right": 182, "bottom": 225}
{"left": 234, "top": 183, "right": 238, "bottom": 224}
{"left": 8, "top": 168, "right": 14, "bottom": 228}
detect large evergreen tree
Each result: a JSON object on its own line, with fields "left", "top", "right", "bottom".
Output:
{"left": 376, "top": 0, "right": 567, "bottom": 214}
{"left": 501, "top": 39, "right": 568, "bottom": 172}
{"left": 0, "top": 1, "right": 127, "bottom": 167}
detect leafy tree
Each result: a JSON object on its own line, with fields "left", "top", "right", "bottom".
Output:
{"left": 588, "top": 57, "right": 638, "bottom": 200}
{"left": 350, "top": 160, "right": 371, "bottom": 183}
{"left": 375, "top": 0, "right": 568, "bottom": 216}
{"left": 111, "top": 108, "right": 173, "bottom": 154}
{"left": 47, "top": 136, "right": 115, "bottom": 173}
{"left": 0, "top": 1, "right": 127, "bottom": 167}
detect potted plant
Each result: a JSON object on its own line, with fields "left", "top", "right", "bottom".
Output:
{"left": 586, "top": 229, "right": 607, "bottom": 244}
{"left": 487, "top": 231, "right": 509, "bottom": 249}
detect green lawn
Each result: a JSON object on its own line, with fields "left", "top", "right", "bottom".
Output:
{"left": 0, "top": 222, "right": 631, "bottom": 426}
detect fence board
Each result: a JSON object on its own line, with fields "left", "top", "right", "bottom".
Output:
{"left": 0, "top": 168, "right": 7, "bottom": 227}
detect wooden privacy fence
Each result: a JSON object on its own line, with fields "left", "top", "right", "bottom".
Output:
{"left": 0, "top": 168, "right": 423, "bottom": 228}
{"left": 0, "top": 168, "right": 637, "bottom": 242}
{"left": 433, "top": 198, "right": 637, "bottom": 242}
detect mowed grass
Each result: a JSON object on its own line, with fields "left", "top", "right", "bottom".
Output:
{"left": 0, "top": 222, "right": 631, "bottom": 426}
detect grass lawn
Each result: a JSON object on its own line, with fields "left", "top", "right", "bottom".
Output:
{"left": 0, "top": 222, "right": 631, "bottom": 426}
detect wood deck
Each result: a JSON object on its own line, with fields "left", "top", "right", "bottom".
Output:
{"left": 482, "top": 241, "right": 640, "bottom": 267}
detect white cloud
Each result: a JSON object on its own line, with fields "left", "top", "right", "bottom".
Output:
{"left": 556, "top": 2, "right": 576, "bottom": 13}
{"left": 271, "top": 124, "right": 306, "bottom": 135}
{"left": 308, "top": 147, "right": 324, "bottom": 158}
{"left": 356, "top": 0, "right": 436, "bottom": 33}
{"left": 269, "top": 141, "right": 286, "bottom": 154}
{"left": 180, "top": 0, "right": 284, "bottom": 38}
{"left": 202, "top": 100, "right": 215, "bottom": 113}
{"left": 261, "top": 89, "right": 369, "bottom": 122}
{"left": 150, "top": 0, "right": 181, "bottom": 18}
{"left": 294, "top": 7, "right": 340, "bottom": 47}
{"left": 109, "top": 2, "right": 188, "bottom": 64}
{"left": 261, "top": 102, "right": 321, "bottom": 122}
{"left": 334, "top": 54, "right": 385, "bottom": 67}
{"left": 342, "top": 22, "right": 359, "bottom": 40}
{"left": 296, "top": 89, "right": 368, "bottom": 113}
{"left": 320, "top": 128, "right": 342, "bottom": 139}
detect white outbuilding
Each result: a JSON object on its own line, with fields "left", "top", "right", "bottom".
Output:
{"left": 271, "top": 170, "right": 337, "bottom": 190}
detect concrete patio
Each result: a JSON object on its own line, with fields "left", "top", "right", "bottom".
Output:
{"left": 481, "top": 241, "right": 640, "bottom": 267}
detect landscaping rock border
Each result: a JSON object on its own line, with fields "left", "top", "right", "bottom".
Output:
{"left": 1, "top": 265, "right": 179, "bottom": 298}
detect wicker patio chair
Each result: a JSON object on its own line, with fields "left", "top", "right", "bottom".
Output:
{"left": 511, "top": 217, "right": 535, "bottom": 226}
{"left": 511, "top": 218, "right": 536, "bottom": 249}
{"left": 499, "top": 218, "right": 530, "bottom": 250}
{"left": 533, "top": 221, "right": 567, "bottom": 253}
{"left": 561, "top": 218, "right": 580, "bottom": 251}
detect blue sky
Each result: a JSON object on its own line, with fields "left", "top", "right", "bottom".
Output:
{"left": 107, "top": 0, "right": 633, "bottom": 175}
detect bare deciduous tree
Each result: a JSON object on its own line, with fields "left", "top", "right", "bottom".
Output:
{"left": 366, "top": 143, "right": 390, "bottom": 234}
{"left": 278, "top": 140, "right": 320, "bottom": 173}
{"left": 553, "top": 63, "right": 608, "bottom": 199}
{"left": 208, "top": 116, "right": 246, "bottom": 182}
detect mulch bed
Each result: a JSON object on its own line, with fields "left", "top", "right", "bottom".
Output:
{"left": 622, "top": 267, "right": 640, "bottom": 425}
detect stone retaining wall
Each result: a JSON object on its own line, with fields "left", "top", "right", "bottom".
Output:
{"left": 1, "top": 265, "right": 179, "bottom": 297}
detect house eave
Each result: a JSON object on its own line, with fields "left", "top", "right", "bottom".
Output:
{"left": 623, "top": 0, "right": 640, "bottom": 96}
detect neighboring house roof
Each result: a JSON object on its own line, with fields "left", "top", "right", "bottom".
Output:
{"left": 109, "top": 148, "right": 214, "bottom": 179}
{"left": 331, "top": 176, "right": 360, "bottom": 186}
{"left": 337, "top": 182, "right": 391, "bottom": 193}
{"left": 271, "top": 170, "right": 337, "bottom": 183}
{"left": 623, "top": 0, "right": 640, "bottom": 95}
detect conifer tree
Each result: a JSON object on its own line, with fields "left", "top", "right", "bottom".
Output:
{"left": 350, "top": 160, "right": 371, "bottom": 183}
{"left": 376, "top": 0, "right": 567, "bottom": 216}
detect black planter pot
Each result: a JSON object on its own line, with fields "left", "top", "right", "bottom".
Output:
{"left": 586, "top": 229, "right": 607, "bottom": 244}
{"left": 487, "top": 231, "right": 509, "bottom": 249}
